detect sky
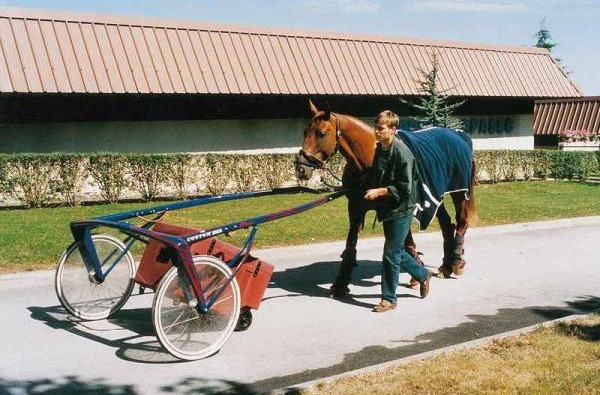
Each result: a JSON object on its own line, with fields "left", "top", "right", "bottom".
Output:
{"left": 2, "top": 0, "right": 599, "bottom": 95}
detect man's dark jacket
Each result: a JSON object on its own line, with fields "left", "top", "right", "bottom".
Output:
{"left": 369, "top": 136, "right": 419, "bottom": 222}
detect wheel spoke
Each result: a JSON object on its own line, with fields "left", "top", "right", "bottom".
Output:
{"left": 153, "top": 256, "right": 240, "bottom": 360}
{"left": 56, "top": 235, "right": 134, "bottom": 320}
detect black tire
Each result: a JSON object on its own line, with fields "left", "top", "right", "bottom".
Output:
{"left": 152, "top": 255, "right": 240, "bottom": 360}
{"left": 235, "top": 307, "right": 253, "bottom": 331}
{"left": 55, "top": 234, "right": 136, "bottom": 320}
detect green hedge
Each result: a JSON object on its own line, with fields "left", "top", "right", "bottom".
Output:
{"left": 0, "top": 150, "right": 598, "bottom": 208}
{"left": 474, "top": 150, "right": 599, "bottom": 183}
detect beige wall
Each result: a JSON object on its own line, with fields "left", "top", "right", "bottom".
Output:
{"left": 469, "top": 114, "right": 534, "bottom": 150}
{"left": 0, "top": 114, "right": 535, "bottom": 153}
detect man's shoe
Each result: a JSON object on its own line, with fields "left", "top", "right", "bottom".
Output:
{"left": 420, "top": 271, "right": 432, "bottom": 299}
{"left": 408, "top": 277, "right": 419, "bottom": 288}
{"left": 372, "top": 299, "right": 397, "bottom": 313}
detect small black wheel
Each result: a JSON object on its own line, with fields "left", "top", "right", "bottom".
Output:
{"left": 235, "top": 307, "right": 253, "bottom": 331}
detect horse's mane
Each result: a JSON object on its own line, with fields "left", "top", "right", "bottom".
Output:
{"left": 339, "top": 113, "right": 373, "bottom": 134}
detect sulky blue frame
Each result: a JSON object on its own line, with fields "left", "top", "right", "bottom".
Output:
{"left": 69, "top": 186, "right": 346, "bottom": 313}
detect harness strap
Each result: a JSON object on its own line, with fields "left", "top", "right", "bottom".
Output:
{"left": 297, "top": 113, "right": 364, "bottom": 180}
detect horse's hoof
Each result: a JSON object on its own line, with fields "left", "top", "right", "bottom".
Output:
{"left": 451, "top": 260, "right": 466, "bottom": 276}
{"left": 436, "top": 270, "right": 451, "bottom": 279}
{"left": 436, "top": 265, "right": 453, "bottom": 278}
{"left": 329, "top": 284, "right": 350, "bottom": 298}
{"left": 329, "top": 289, "right": 349, "bottom": 299}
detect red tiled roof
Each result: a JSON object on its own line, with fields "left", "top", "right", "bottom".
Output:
{"left": 534, "top": 97, "right": 600, "bottom": 135}
{"left": 0, "top": 6, "right": 582, "bottom": 97}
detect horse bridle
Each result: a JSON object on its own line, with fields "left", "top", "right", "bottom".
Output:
{"left": 297, "top": 113, "right": 341, "bottom": 170}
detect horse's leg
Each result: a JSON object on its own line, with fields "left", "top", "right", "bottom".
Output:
{"left": 436, "top": 203, "right": 456, "bottom": 278}
{"left": 330, "top": 197, "right": 365, "bottom": 296}
{"left": 450, "top": 192, "right": 470, "bottom": 276}
{"left": 405, "top": 229, "right": 424, "bottom": 287}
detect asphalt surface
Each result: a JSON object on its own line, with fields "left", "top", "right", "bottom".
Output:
{"left": 1, "top": 216, "right": 599, "bottom": 395}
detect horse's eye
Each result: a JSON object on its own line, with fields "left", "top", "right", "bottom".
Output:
{"left": 317, "top": 130, "right": 327, "bottom": 138}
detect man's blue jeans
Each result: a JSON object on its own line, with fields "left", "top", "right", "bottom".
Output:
{"left": 381, "top": 212, "right": 428, "bottom": 303}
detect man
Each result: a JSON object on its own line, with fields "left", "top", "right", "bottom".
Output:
{"left": 365, "top": 110, "right": 433, "bottom": 313}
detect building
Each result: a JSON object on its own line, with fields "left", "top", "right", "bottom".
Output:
{"left": 0, "top": 6, "right": 582, "bottom": 154}
{"left": 534, "top": 96, "right": 600, "bottom": 149}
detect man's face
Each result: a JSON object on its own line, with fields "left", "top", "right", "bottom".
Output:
{"left": 374, "top": 122, "right": 396, "bottom": 146}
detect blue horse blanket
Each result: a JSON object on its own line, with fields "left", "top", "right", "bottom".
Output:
{"left": 397, "top": 127, "right": 473, "bottom": 230}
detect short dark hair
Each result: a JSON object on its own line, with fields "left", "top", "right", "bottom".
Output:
{"left": 375, "top": 110, "right": 399, "bottom": 129}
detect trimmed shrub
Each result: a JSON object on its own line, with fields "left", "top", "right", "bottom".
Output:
{"left": 260, "top": 154, "right": 295, "bottom": 189}
{"left": 0, "top": 149, "right": 598, "bottom": 208}
{"left": 549, "top": 151, "right": 598, "bottom": 181}
{"left": 230, "top": 155, "right": 261, "bottom": 192}
{"left": 164, "top": 154, "right": 195, "bottom": 200}
{"left": 0, "top": 154, "right": 63, "bottom": 207}
{"left": 88, "top": 154, "right": 129, "bottom": 204}
{"left": 474, "top": 151, "right": 503, "bottom": 183}
{"left": 0, "top": 155, "right": 9, "bottom": 195}
{"left": 126, "top": 154, "right": 170, "bottom": 201}
{"left": 203, "top": 154, "right": 237, "bottom": 195}
{"left": 55, "top": 154, "right": 87, "bottom": 206}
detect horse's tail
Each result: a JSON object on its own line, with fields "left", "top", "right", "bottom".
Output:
{"left": 467, "top": 160, "right": 478, "bottom": 222}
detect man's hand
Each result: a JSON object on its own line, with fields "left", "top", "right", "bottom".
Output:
{"left": 364, "top": 188, "right": 389, "bottom": 201}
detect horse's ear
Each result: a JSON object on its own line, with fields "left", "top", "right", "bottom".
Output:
{"left": 324, "top": 102, "right": 331, "bottom": 119}
{"left": 309, "top": 100, "right": 319, "bottom": 116}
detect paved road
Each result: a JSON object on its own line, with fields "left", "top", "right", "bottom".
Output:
{"left": 1, "top": 217, "right": 599, "bottom": 394}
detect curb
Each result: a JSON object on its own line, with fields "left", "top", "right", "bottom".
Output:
{"left": 274, "top": 313, "right": 591, "bottom": 394}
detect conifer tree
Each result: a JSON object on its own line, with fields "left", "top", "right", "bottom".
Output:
{"left": 534, "top": 18, "right": 557, "bottom": 52}
{"left": 401, "top": 53, "right": 464, "bottom": 130}
{"left": 534, "top": 17, "right": 565, "bottom": 67}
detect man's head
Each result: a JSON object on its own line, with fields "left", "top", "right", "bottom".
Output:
{"left": 374, "top": 110, "right": 399, "bottom": 147}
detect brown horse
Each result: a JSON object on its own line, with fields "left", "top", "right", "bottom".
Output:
{"left": 295, "top": 101, "right": 477, "bottom": 295}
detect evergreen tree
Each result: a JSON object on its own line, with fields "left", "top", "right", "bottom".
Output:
{"left": 400, "top": 52, "right": 465, "bottom": 130}
{"left": 534, "top": 17, "right": 565, "bottom": 68}
{"left": 534, "top": 18, "right": 557, "bottom": 52}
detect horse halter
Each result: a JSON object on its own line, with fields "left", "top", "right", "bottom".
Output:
{"left": 297, "top": 113, "right": 341, "bottom": 169}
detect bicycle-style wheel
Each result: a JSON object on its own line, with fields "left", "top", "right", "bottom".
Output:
{"left": 55, "top": 234, "right": 136, "bottom": 320}
{"left": 152, "top": 255, "right": 240, "bottom": 360}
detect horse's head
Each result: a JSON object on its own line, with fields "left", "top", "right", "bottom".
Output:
{"left": 295, "top": 100, "right": 339, "bottom": 180}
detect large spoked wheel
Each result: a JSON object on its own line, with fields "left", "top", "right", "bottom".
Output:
{"left": 152, "top": 255, "right": 240, "bottom": 361}
{"left": 55, "top": 234, "right": 136, "bottom": 320}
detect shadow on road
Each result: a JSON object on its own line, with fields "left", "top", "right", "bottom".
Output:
{"left": 0, "top": 376, "right": 138, "bottom": 395}
{"left": 0, "top": 376, "right": 256, "bottom": 395}
{"left": 25, "top": 294, "right": 599, "bottom": 394}
{"left": 27, "top": 303, "right": 182, "bottom": 364}
{"left": 249, "top": 295, "right": 600, "bottom": 394}
{"left": 268, "top": 259, "right": 425, "bottom": 309}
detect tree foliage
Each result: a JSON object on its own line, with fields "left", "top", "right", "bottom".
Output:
{"left": 534, "top": 17, "right": 557, "bottom": 52}
{"left": 400, "top": 52, "right": 465, "bottom": 130}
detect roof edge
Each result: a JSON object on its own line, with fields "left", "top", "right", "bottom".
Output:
{"left": 536, "top": 96, "right": 600, "bottom": 104}
{"left": 0, "top": 6, "right": 549, "bottom": 55}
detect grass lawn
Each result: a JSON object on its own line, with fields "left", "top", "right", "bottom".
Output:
{"left": 0, "top": 180, "right": 599, "bottom": 273}
{"left": 304, "top": 314, "right": 600, "bottom": 395}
